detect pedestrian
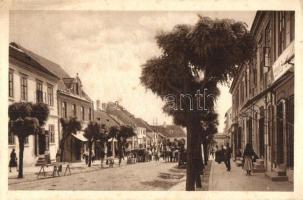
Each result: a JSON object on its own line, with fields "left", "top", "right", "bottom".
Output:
{"left": 91, "top": 151, "right": 95, "bottom": 163}
{"left": 214, "top": 145, "right": 221, "bottom": 163}
{"left": 9, "top": 148, "right": 18, "bottom": 172}
{"left": 83, "top": 149, "right": 89, "bottom": 165}
{"left": 243, "top": 143, "right": 255, "bottom": 176}
{"left": 100, "top": 144, "right": 105, "bottom": 168}
{"left": 224, "top": 143, "right": 232, "bottom": 172}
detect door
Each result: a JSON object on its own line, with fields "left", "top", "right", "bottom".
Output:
{"left": 38, "top": 134, "right": 46, "bottom": 155}
{"left": 259, "top": 107, "right": 265, "bottom": 158}
{"left": 259, "top": 117, "right": 265, "bottom": 158}
{"left": 276, "top": 101, "right": 285, "bottom": 164}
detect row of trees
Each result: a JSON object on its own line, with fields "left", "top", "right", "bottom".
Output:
{"left": 140, "top": 16, "right": 254, "bottom": 190}
{"left": 9, "top": 102, "right": 49, "bottom": 178}
{"left": 9, "top": 102, "right": 136, "bottom": 178}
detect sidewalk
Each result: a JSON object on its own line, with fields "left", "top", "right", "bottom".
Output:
{"left": 8, "top": 158, "right": 122, "bottom": 185}
{"left": 208, "top": 160, "right": 293, "bottom": 191}
{"left": 169, "top": 161, "right": 212, "bottom": 191}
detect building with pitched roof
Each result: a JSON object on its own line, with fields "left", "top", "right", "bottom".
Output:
{"left": 230, "top": 11, "right": 294, "bottom": 181}
{"left": 9, "top": 42, "right": 94, "bottom": 163}
{"left": 9, "top": 42, "right": 60, "bottom": 166}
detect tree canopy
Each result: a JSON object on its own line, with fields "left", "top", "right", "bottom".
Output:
{"left": 141, "top": 16, "right": 254, "bottom": 126}
{"left": 140, "top": 15, "right": 255, "bottom": 191}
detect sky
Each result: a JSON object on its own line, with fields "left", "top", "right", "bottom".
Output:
{"left": 9, "top": 10, "right": 256, "bottom": 132}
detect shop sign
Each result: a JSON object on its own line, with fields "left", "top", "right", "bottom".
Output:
{"left": 272, "top": 41, "right": 294, "bottom": 82}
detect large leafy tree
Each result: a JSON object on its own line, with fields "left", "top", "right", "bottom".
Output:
{"left": 8, "top": 102, "right": 49, "bottom": 178}
{"left": 59, "top": 117, "right": 82, "bottom": 162}
{"left": 141, "top": 16, "right": 254, "bottom": 190}
{"left": 84, "top": 121, "right": 106, "bottom": 167}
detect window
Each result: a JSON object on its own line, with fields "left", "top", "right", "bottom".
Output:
{"left": 72, "top": 104, "right": 77, "bottom": 117}
{"left": 24, "top": 136, "right": 29, "bottom": 144}
{"left": 290, "top": 12, "right": 295, "bottom": 42}
{"left": 49, "top": 124, "right": 55, "bottom": 143}
{"left": 76, "top": 83, "right": 79, "bottom": 95}
{"left": 81, "top": 106, "right": 85, "bottom": 121}
{"left": 36, "top": 80, "right": 43, "bottom": 103}
{"left": 264, "top": 22, "right": 271, "bottom": 68}
{"left": 278, "top": 12, "right": 286, "bottom": 56}
{"left": 62, "top": 102, "right": 67, "bottom": 118}
{"left": 89, "top": 108, "right": 92, "bottom": 121}
{"left": 258, "top": 37, "right": 264, "bottom": 82}
{"left": 47, "top": 84, "right": 54, "bottom": 106}
{"left": 8, "top": 130, "right": 15, "bottom": 145}
{"left": 20, "top": 76, "right": 28, "bottom": 101}
{"left": 9, "top": 70, "right": 14, "bottom": 98}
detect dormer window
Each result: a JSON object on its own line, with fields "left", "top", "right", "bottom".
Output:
{"left": 76, "top": 82, "right": 79, "bottom": 95}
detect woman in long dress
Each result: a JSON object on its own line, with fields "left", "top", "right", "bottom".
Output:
{"left": 9, "top": 149, "right": 18, "bottom": 172}
{"left": 243, "top": 143, "right": 255, "bottom": 176}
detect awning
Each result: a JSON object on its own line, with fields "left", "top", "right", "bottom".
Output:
{"left": 72, "top": 131, "right": 88, "bottom": 142}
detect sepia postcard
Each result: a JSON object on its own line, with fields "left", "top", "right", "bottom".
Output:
{"left": 0, "top": 0, "right": 303, "bottom": 200}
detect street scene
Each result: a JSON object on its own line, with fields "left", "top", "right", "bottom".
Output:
{"left": 8, "top": 10, "right": 294, "bottom": 191}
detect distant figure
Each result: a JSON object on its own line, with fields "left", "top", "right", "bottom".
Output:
{"left": 224, "top": 143, "right": 232, "bottom": 172}
{"left": 100, "top": 145, "right": 105, "bottom": 168}
{"left": 243, "top": 143, "right": 255, "bottom": 176}
{"left": 214, "top": 145, "right": 221, "bottom": 163}
{"left": 91, "top": 151, "right": 95, "bottom": 163}
{"left": 9, "top": 149, "right": 18, "bottom": 172}
{"left": 83, "top": 150, "right": 89, "bottom": 165}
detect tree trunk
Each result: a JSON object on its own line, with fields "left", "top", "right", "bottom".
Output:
{"left": 88, "top": 140, "right": 92, "bottom": 167}
{"left": 59, "top": 136, "right": 66, "bottom": 162}
{"left": 18, "top": 136, "right": 25, "bottom": 178}
{"left": 185, "top": 114, "right": 202, "bottom": 191}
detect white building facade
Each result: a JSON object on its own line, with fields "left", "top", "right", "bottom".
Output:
{"left": 8, "top": 43, "right": 60, "bottom": 166}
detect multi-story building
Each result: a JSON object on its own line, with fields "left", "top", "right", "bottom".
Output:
{"left": 56, "top": 74, "right": 94, "bottom": 162}
{"left": 134, "top": 118, "right": 156, "bottom": 148}
{"left": 94, "top": 101, "right": 121, "bottom": 158}
{"left": 9, "top": 42, "right": 60, "bottom": 166}
{"left": 223, "top": 108, "right": 232, "bottom": 148}
{"left": 14, "top": 42, "right": 95, "bottom": 163}
{"left": 230, "top": 11, "right": 294, "bottom": 181}
{"left": 104, "top": 102, "right": 140, "bottom": 150}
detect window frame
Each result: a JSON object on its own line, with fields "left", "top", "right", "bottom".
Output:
{"left": 9, "top": 70, "right": 14, "bottom": 98}
{"left": 36, "top": 80, "right": 43, "bottom": 103}
{"left": 49, "top": 124, "right": 55, "bottom": 144}
{"left": 20, "top": 75, "right": 28, "bottom": 101}
{"left": 47, "top": 84, "right": 54, "bottom": 106}
{"left": 62, "top": 102, "right": 67, "bottom": 118}
{"left": 81, "top": 106, "right": 85, "bottom": 121}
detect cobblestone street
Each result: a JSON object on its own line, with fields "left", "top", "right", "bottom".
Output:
{"left": 9, "top": 161, "right": 186, "bottom": 190}
{"left": 9, "top": 157, "right": 293, "bottom": 191}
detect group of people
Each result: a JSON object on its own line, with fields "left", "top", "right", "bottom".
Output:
{"left": 213, "top": 143, "right": 232, "bottom": 172}
{"left": 212, "top": 143, "right": 257, "bottom": 176}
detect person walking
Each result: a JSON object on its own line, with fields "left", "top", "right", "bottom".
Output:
{"left": 9, "top": 148, "right": 18, "bottom": 172}
{"left": 243, "top": 143, "right": 255, "bottom": 176}
{"left": 224, "top": 143, "right": 232, "bottom": 172}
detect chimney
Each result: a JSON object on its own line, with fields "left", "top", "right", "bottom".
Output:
{"left": 96, "top": 100, "right": 100, "bottom": 110}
